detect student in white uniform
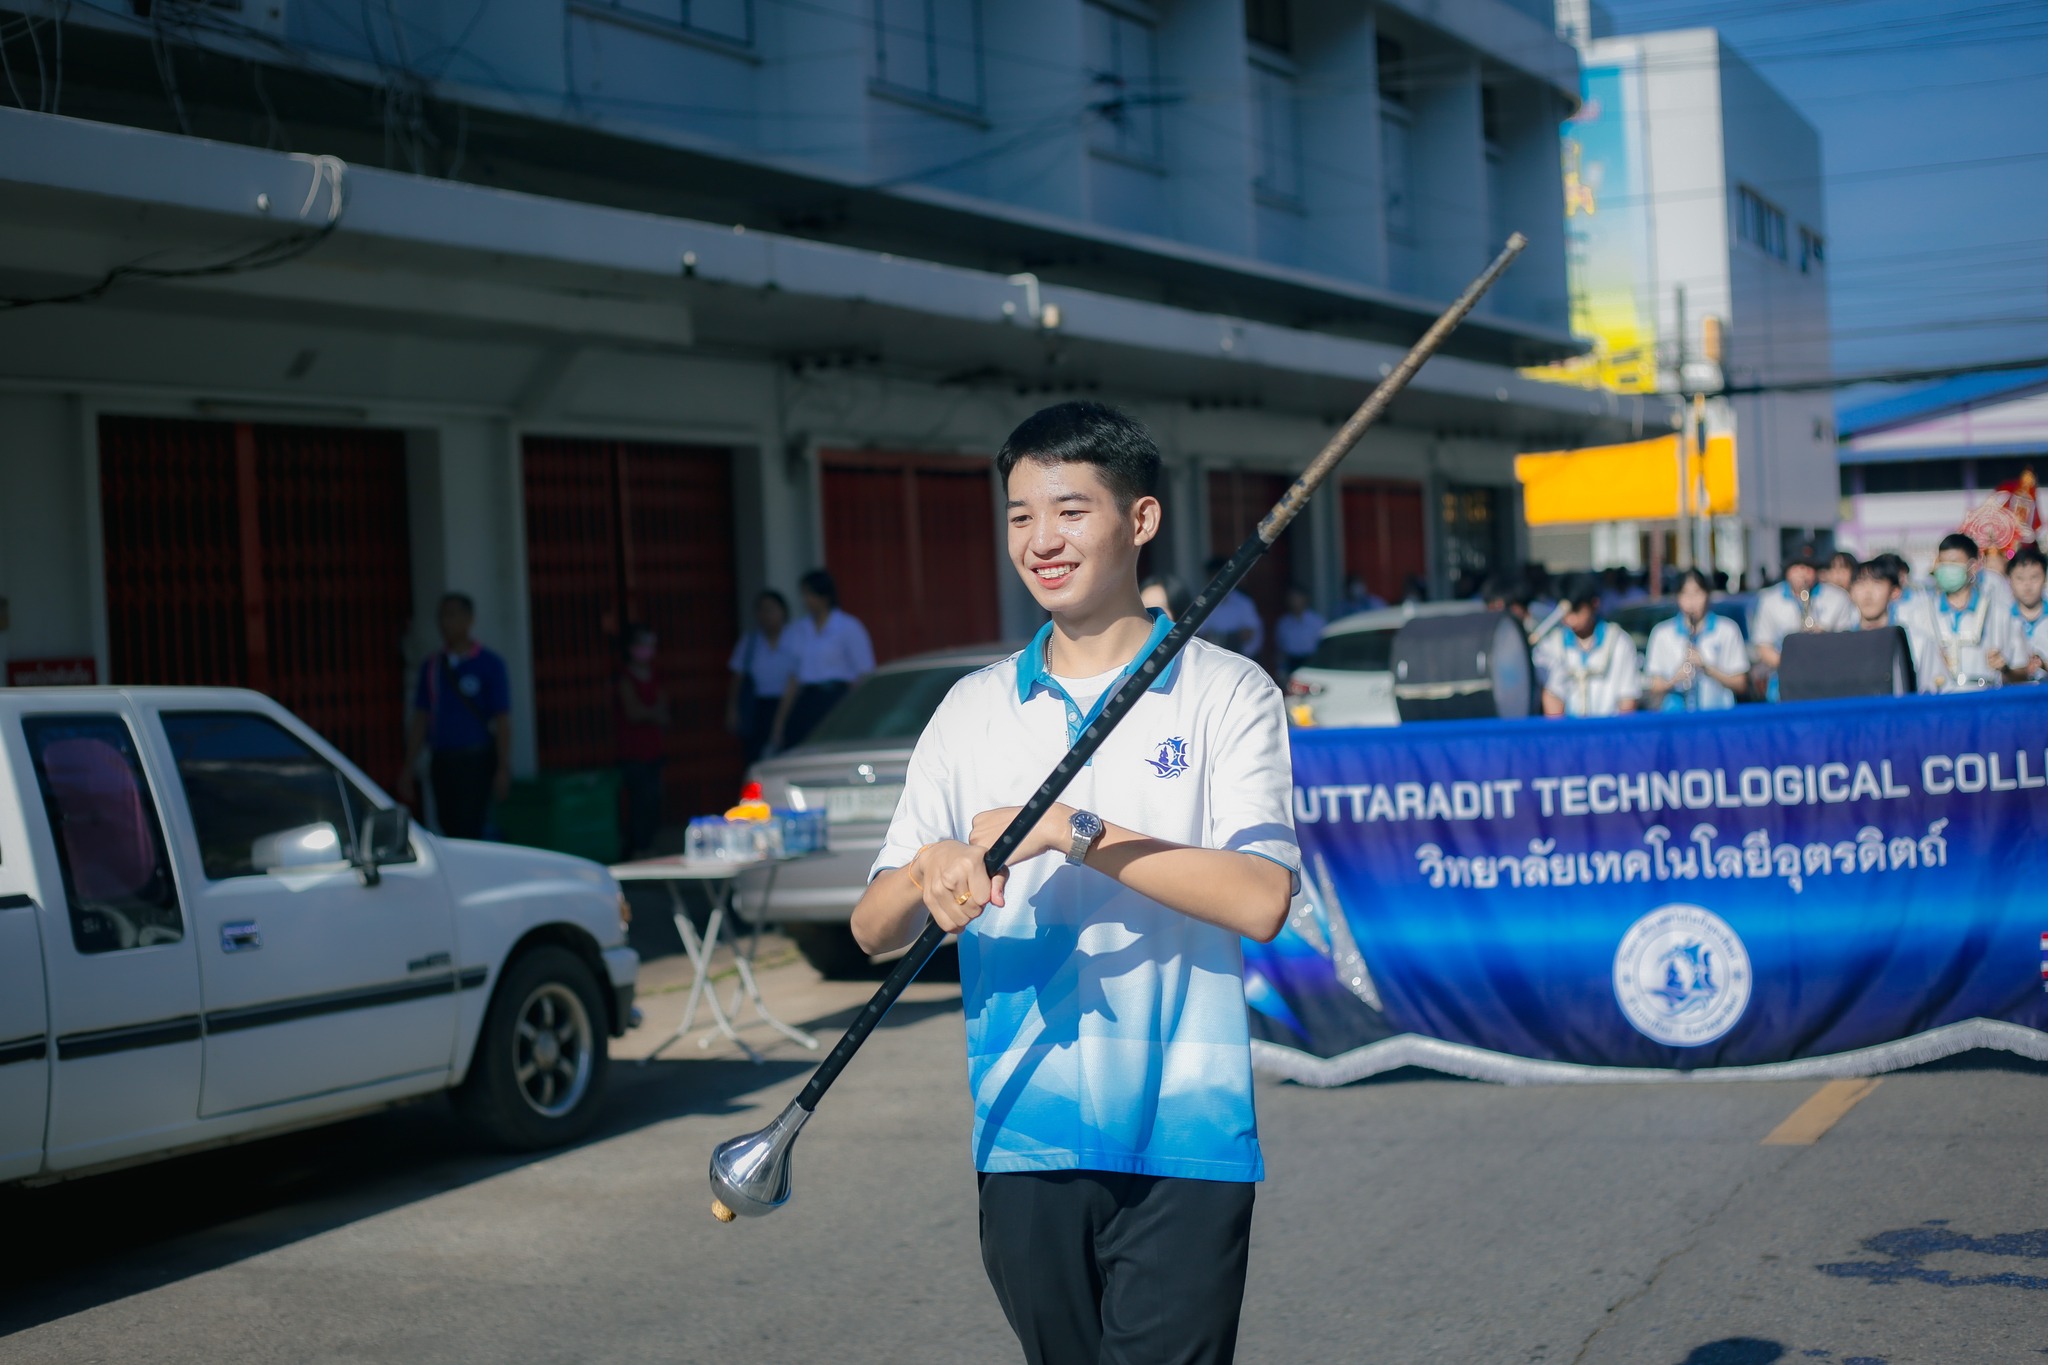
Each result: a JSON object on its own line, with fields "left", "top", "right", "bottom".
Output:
{"left": 1274, "top": 586, "right": 1326, "bottom": 676}
{"left": 771, "top": 568, "right": 877, "bottom": 749}
{"left": 1643, "top": 569, "right": 1750, "bottom": 711}
{"left": 1195, "top": 555, "right": 1265, "bottom": 658}
{"left": 1917, "top": 533, "right": 2028, "bottom": 688}
{"left": 2007, "top": 546, "right": 2048, "bottom": 680}
{"left": 1750, "top": 552, "right": 1854, "bottom": 696}
{"left": 1534, "top": 578, "right": 1641, "bottom": 717}
{"left": 1848, "top": 558, "right": 1949, "bottom": 694}
{"left": 852, "top": 401, "right": 1296, "bottom": 1365}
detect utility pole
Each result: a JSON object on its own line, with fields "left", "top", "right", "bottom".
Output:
{"left": 1673, "top": 286, "right": 1693, "bottom": 573}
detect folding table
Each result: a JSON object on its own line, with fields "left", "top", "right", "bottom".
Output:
{"left": 611, "top": 853, "right": 820, "bottom": 1064}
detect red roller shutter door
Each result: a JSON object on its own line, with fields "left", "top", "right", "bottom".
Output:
{"left": 820, "top": 451, "right": 1000, "bottom": 664}
{"left": 1207, "top": 469, "right": 1293, "bottom": 663}
{"left": 1342, "top": 478, "right": 1426, "bottom": 604}
{"left": 522, "top": 437, "right": 740, "bottom": 819}
{"left": 99, "top": 416, "right": 413, "bottom": 784}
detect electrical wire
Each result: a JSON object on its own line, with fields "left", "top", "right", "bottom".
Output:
{"left": 0, "top": 153, "right": 347, "bottom": 311}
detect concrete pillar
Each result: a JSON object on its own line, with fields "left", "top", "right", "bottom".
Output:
{"left": 1158, "top": 0, "right": 1255, "bottom": 257}
{"left": 0, "top": 393, "right": 95, "bottom": 680}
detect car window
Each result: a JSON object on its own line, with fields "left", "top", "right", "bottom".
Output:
{"left": 23, "top": 714, "right": 185, "bottom": 954}
{"left": 160, "top": 712, "right": 388, "bottom": 880}
{"left": 801, "top": 665, "right": 982, "bottom": 744}
{"left": 1304, "top": 628, "right": 1397, "bottom": 673}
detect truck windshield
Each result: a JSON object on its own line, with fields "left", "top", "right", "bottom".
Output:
{"left": 799, "top": 665, "right": 982, "bottom": 745}
{"left": 1304, "top": 628, "right": 1397, "bottom": 673}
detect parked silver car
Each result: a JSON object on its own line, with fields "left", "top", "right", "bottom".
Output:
{"left": 740, "top": 644, "right": 1014, "bottom": 977}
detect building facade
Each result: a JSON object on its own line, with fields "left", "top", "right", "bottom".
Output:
{"left": 1528, "top": 10, "right": 1838, "bottom": 582}
{"left": 0, "top": 0, "right": 1635, "bottom": 807}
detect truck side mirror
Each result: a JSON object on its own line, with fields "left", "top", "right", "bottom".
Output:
{"left": 354, "top": 807, "right": 412, "bottom": 887}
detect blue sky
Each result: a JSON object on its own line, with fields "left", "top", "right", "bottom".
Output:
{"left": 1599, "top": 0, "right": 2048, "bottom": 382}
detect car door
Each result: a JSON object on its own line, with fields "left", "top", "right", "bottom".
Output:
{"left": 150, "top": 708, "right": 460, "bottom": 1118}
{"left": 10, "top": 706, "right": 207, "bottom": 1175}
{"left": 0, "top": 889, "right": 49, "bottom": 1182}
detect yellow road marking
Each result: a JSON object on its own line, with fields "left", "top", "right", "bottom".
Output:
{"left": 1762, "top": 1077, "right": 1883, "bottom": 1146}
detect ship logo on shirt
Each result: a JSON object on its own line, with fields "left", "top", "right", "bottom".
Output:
{"left": 1145, "top": 737, "right": 1190, "bottom": 778}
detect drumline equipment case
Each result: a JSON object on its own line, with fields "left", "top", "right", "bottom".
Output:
{"left": 1778, "top": 626, "right": 1916, "bottom": 701}
{"left": 1391, "top": 611, "right": 1535, "bottom": 722}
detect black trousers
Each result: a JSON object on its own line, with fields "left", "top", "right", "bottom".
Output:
{"left": 782, "top": 681, "right": 850, "bottom": 749}
{"left": 978, "top": 1170, "right": 1256, "bottom": 1365}
{"left": 619, "top": 758, "right": 664, "bottom": 857}
{"left": 429, "top": 745, "right": 497, "bottom": 840}
{"left": 739, "top": 696, "right": 781, "bottom": 765}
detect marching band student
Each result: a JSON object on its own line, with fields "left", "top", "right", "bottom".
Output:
{"left": 1533, "top": 577, "right": 1641, "bottom": 717}
{"left": 854, "top": 402, "right": 1296, "bottom": 1365}
{"left": 2004, "top": 545, "right": 2048, "bottom": 680}
{"left": 1642, "top": 569, "right": 1749, "bottom": 711}
{"left": 1821, "top": 549, "right": 1858, "bottom": 594}
{"left": 1750, "top": 551, "right": 1854, "bottom": 695}
{"left": 1915, "top": 533, "right": 2028, "bottom": 687}
{"left": 1849, "top": 558, "right": 1948, "bottom": 693}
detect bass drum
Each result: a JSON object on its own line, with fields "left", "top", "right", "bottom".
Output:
{"left": 1391, "top": 611, "right": 1534, "bottom": 722}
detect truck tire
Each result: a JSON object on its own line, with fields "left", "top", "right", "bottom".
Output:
{"left": 457, "top": 945, "right": 610, "bottom": 1150}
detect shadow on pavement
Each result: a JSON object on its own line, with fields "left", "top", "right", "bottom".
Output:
{"left": 0, "top": 991, "right": 957, "bottom": 1338}
{"left": 1675, "top": 1340, "right": 1784, "bottom": 1365}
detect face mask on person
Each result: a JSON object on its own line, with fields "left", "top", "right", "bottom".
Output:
{"left": 1933, "top": 563, "right": 1972, "bottom": 595}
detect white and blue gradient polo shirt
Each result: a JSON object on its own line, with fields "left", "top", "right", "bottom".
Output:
{"left": 873, "top": 611, "right": 1298, "bottom": 1182}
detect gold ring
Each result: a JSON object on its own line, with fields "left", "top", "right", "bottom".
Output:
{"left": 955, "top": 892, "right": 970, "bottom": 905}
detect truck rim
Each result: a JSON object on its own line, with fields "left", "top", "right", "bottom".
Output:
{"left": 513, "top": 982, "right": 593, "bottom": 1119}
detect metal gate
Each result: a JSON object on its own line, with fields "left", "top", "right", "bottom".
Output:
{"left": 821, "top": 451, "right": 1000, "bottom": 664}
{"left": 522, "top": 437, "right": 740, "bottom": 820}
{"left": 1342, "top": 477, "right": 1427, "bottom": 604}
{"left": 99, "top": 416, "right": 414, "bottom": 784}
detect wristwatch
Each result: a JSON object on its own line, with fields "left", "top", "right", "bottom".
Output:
{"left": 1066, "top": 809, "right": 1105, "bottom": 866}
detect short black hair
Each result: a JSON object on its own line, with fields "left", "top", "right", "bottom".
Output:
{"left": 799, "top": 568, "right": 837, "bottom": 607}
{"left": 1559, "top": 573, "right": 1603, "bottom": 611}
{"left": 2010, "top": 545, "right": 2046, "bottom": 573}
{"left": 1873, "top": 551, "right": 1910, "bottom": 585}
{"left": 1140, "top": 573, "right": 1191, "bottom": 618}
{"left": 1674, "top": 568, "right": 1712, "bottom": 595}
{"left": 1938, "top": 532, "right": 1979, "bottom": 558}
{"left": 1826, "top": 550, "right": 1858, "bottom": 572}
{"left": 756, "top": 588, "right": 790, "bottom": 615}
{"left": 996, "top": 401, "right": 1161, "bottom": 511}
{"left": 1850, "top": 558, "right": 1894, "bottom": 586}
{"left": 440, "top": 591, "right": 475, "bottom": 615}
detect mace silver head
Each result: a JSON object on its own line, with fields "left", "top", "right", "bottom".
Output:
{"left": 709, "top": 1099, "right": 810, "bottom": 1222}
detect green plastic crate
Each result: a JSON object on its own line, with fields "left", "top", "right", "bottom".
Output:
{"left": 496, "top": 768, "right": 622, "bottom": 865}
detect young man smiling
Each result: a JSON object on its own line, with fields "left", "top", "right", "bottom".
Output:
{"left": 852, "top": 402, "right": 1297, "bottom": 1365}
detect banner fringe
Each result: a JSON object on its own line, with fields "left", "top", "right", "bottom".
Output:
{"left": 1250, "top": 1018, "right": 2048, "bottom": 1087}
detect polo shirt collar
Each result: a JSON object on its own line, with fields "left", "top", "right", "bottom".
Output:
{"left": 1016, "top": 608, "right": 1180, "bottom": 705}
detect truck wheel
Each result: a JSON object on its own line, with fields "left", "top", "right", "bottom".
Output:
{"left": 457, "top": 946, "right": 610, "bottom": 1150}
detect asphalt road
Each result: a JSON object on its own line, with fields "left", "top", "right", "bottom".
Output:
{"left": 3, "top": 951, "right": 2045, "bottom": 1365}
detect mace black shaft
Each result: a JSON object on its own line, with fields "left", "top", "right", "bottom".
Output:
{"left": 790, "top": 233, "right": 1527, "bottom": 1116}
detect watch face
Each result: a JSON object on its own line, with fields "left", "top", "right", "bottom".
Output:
{"left": 1071, "top": 810, "right": 1104, "bottom": 839}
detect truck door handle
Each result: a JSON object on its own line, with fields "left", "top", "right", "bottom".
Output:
{"left": 221, "top": 921, "right": 263, "bottom": 952}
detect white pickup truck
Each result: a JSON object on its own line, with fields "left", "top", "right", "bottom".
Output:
{"left": 0, "top": 687, "right": 638, "bottom": 1185}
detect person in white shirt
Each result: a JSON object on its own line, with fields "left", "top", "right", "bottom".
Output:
{"left": 725, "top": 589, "right": 803, "bottom": 763}
{"left": 1849, "top": 558, "right": 1949, "bottom": 693}
{"left": 770, "top": 569, "right": 877, "bottom": 749}
{"left": 1914, "top": 532, "right": 2029, "bottom": 688}
{"left": 1750, "top": 553, "right": 1855, "bottom": 681}
{"left": 1195, "top": 555, "right": 1264, "bottom": 658}
{"left": 1643, "top": 570, "right": 1750, "bottom": 711}
{"left": 1534, "top": 578, "right": 1641, "bottom": 717}
{"left": 852, "top": 401, "right": 1295, "bottom": 1365}
{"left": 1274, "top": 586, "right": 1326, "bottom": 675}
{"left": 2006, "top": 545, "right": 2048, "bottom": 679}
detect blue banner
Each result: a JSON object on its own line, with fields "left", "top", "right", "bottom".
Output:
{"left": 1245, "top": 692, "right": 2048, "bottom": 1083}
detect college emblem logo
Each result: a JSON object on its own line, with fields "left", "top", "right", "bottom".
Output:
{"left": 1144, "top": 737, "right": 1190, "bottom": 778}
{"left": 1612, "top": 904, "right": 1751, "bottom": 1047}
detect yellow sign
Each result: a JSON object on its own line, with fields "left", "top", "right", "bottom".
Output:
{"left": 1515, "top": 434, "right": 1737, "bottom": 526}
